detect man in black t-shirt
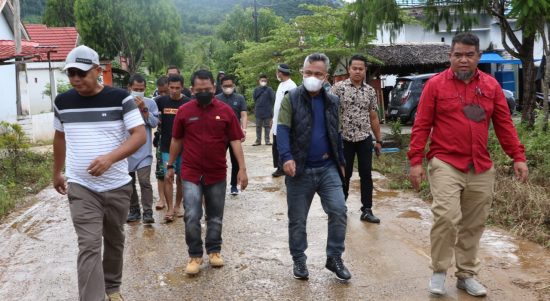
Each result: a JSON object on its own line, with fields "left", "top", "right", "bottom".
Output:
{"left": 215, "top": 75, "right": 247, "bottom": 196}
{"left": 156, "top": 74, "right": 190, "bottom": 221}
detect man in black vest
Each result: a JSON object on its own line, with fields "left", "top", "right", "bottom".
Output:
{"left": 277, "top": 53, "right": 350, "bottom": 281}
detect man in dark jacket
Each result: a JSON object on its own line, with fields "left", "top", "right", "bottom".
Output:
{"left": 277, "top": 53, "right": 350, "bottom": 281}
{"left": 252, "top": 75, "right": 275, "bottom": 145}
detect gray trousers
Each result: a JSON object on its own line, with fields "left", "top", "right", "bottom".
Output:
{"left": 255, "top": 118, "right": 271, "bottom": 144}
{"left": 68, "top": 182, "right": 132, "bottom": 301}
{"left": 129, "top": 165, "right": 153, "bottom": 211}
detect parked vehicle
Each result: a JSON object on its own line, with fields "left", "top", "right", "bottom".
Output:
{"left": 387, "top": 73, "right": 436, "bottom": 124}
{"left": 503, "top": 89, "right": 516, "bottom": 115}
{"left": 388, "top": 73, "right": 517, "bottom": 124}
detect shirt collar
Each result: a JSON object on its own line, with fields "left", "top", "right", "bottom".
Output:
{"left": 343, "top": 78, "right": 366, "bottom": 88}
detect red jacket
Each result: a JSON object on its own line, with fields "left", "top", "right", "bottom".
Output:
{"left": 407, "top": 68, "right": 526, "bottom": 173}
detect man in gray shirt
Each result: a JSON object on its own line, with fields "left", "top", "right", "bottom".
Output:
{"left": 127, "top": 74, "right": 160, "bottom": 224}
{"left": 216, "top": 74, "right": 248, "bottom": 195}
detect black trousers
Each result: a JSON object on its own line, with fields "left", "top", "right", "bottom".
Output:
{"left": 272, "top": 134, "right": 281, "bottom": 169}
{"left": 227, "top": 144, "right": 239, "bottom": 187}
{"left": 343, "top": 136, "right": 373, "bottom": 211}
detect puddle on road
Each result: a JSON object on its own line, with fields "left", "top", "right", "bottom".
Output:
{"left": 262, "top": 187, "right": 280, "bottom": 192}
{"left": 374, "top": 190, "right": 399, "bottom": 199}
{"left": 397, "top": 210, "right": 422, "bottom": 219}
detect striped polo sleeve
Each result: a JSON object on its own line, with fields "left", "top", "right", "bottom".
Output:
{"left": 122, "top": 95, "right": 145, "bottom": 130}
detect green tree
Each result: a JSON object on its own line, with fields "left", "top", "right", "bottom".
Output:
{"left": 74, "top": 0, "right": 184, "bottom": 74}
{"left": 43, "top": 0, "right": 75, "bottom": 26}
{"left": 233, "top": 5, "right": 359, "bottom": 94}
{"left": 344, "top": 0, "right": 548, "bottom": 128}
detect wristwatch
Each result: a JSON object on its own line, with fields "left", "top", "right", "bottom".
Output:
{"left": 166, "top": 164, "right": 174, "bottom": 169}
{"left": 140, "top": 107, "right": 148, "bottom": 113}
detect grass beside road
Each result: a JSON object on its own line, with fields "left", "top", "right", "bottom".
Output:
{"left": 373, "top": 131, "right": 550, "bottom": 249}
{"left": 0, "top": 150, "right": 53, "bottom": 216}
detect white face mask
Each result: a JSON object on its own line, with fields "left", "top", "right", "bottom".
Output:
{"left": 259, "top": 81, "right": 267, "bottom": 86}
{"left": 131, "top": 90, "right": 145, "bottom": 98}
{"left": 223, "top": 87, "right": 234, "bottom": 95}
{"left": 302, "top": 76, "right": 324, "bottom": 92}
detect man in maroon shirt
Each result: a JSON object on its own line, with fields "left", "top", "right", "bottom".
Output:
{"left": 166, "top": 70, "right": 248, "bottom": 276}
{"left": 408, "top": 32, "right": 528, "bottom": 297}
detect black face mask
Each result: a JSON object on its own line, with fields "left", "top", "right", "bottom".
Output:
{"left": 195, "top": 92, "right": 213, "bottom": 106}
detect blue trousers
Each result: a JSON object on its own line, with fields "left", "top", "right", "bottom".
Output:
{"left": 285, "top": 164, "right": 347, "bottom": 261}
{"left": 183, "top": 180, "right": 226, "bottom": 257}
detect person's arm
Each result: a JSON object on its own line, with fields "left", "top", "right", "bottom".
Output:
{"left": 144, "top": 99, "right": 160, "bottom": 128}
{"left": 276, "top": 94, "right": 295, "bottom": 176}
{"left": 87, "top": 125, "right": 146, "bottom": 177}
{"left": 53, "top": 130, "right": 67, "bottom": 194}
{"left": 491, "top": 87, "right": 528, "bottom": 182}
{"left": 230, "top": 140, "right": 248, "bottom": 190}
{"left": 240, "top": 111, "right": 248, "bottom": 129}
{"left": 407, "top": 80, "right": 436, "bottom": 191}
{"left": 165, "top": 137, "right": 183, "bottom": 183}
{"left": 369, "top": 109, "right": 382, "bottom": 156}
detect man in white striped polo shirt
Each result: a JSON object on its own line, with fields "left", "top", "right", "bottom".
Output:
{"left": 52, "top": 45, "right": 146, "bottom": 301}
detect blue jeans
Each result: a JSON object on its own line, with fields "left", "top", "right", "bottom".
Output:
{"left": 285, "top": 163, "right": 347, "bottom": 261}
{"left": 183, "top": 180, "right": 226, "bottom": 257}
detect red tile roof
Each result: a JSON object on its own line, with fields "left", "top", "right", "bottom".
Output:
{"left": 0, "top": 40, "right": 50, "bottom": 61}
{"left": 25, "top": 24, "right": 79, "bottom": 61}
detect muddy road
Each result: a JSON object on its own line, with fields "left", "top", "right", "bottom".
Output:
{"left": 1, "top": 127, "right": 549, "bottom": 301}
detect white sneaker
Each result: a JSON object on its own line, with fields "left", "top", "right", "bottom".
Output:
{"left": 457, "top": 277, "right": 487, "bottom": 297}
{"left": 428, "top": 272, "right": 447, "bottom": 295}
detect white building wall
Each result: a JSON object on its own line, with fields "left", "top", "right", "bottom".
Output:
{"left": 31, "top": 112, "right": 54, "bottom": 142}
{"left": 0, "top": 64, "right": 18, "bottom": 122}
{"left": 374, "top": 14, "right": 544, "bottom": 61}
{"left": 0, "top": 12, "right": 14, "bottom": 39}
{"left": 26, "top": 62, "right": 68, "bottom": 114}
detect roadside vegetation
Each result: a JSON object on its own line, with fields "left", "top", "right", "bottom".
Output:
{"left": 374, "top": 119, "right": 550, "bottom": 248}
{"left": 0, "top": 122, "right": 53, "bottom": 217}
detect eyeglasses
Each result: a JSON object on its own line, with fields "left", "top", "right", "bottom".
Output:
{"left": 66, "top": 68, "right": 91, "bottom": 78}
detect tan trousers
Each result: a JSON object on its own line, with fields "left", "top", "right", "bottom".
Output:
{"left": 427, "top": 157, "right": 495, "bottom": 278}
{"left": 68, "top": 182, "right": 132, "bottom": 301}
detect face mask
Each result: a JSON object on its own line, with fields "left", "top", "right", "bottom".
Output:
{"left": 260, "top": 81, "right": 267, "bottom": 87}
{"left": 223, "top": 87, "right": 234, "bottom": 95}
{"left": 303, "top": 76, "right": 324, "bottom": 92}
{"left": 196, "top": 91, "right": 213, "bottom": 106}
{"left": 131, "top": 90, "right": 145, "bottom": 98}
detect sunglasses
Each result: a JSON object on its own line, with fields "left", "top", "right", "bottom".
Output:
{"left": 66, "top": 68, "right": 91, "bottom": 78}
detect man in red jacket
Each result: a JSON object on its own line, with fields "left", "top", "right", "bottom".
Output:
{"left": 407, "top": 32, "right": 528, "bottom": 297}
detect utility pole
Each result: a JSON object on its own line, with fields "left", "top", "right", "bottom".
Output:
{"left": 14, "top": 0, "right": 21, "bottom": 53}
{"left": 253, "top": 0, "right": 259, "bottom": 42}
{"left": 14, "top": 0, "right": 22, "bottom": 116}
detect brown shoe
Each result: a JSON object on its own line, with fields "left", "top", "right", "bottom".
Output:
{"left": 185, "top": 257, "right": 203, "bottom": 275}
{"left": 209, "top": 252, "right": 224, "bottom": 267}
{"left": 108, "top": 292, "right": 124, "bottom": 301}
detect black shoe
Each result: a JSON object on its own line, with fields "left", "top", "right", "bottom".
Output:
{"left": 360, "top": 209, "right": 380, "bottom": 223}
{"left": 272, "top": 169, "right": 285, "bottom": 177}
{"left": 252, "top": 142, "right": 261, "bottom": 146}
{"left": 325, "top": 257, "right": 351, "bottom": 281}
{"left": 293, "top": 259, "right": 309, "bottom": 280}
{"left": 142, "top": 209, "right": 155, "bottom": 224}
{"left": 127, "top": 206, "right": 141, "bottom": 222}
